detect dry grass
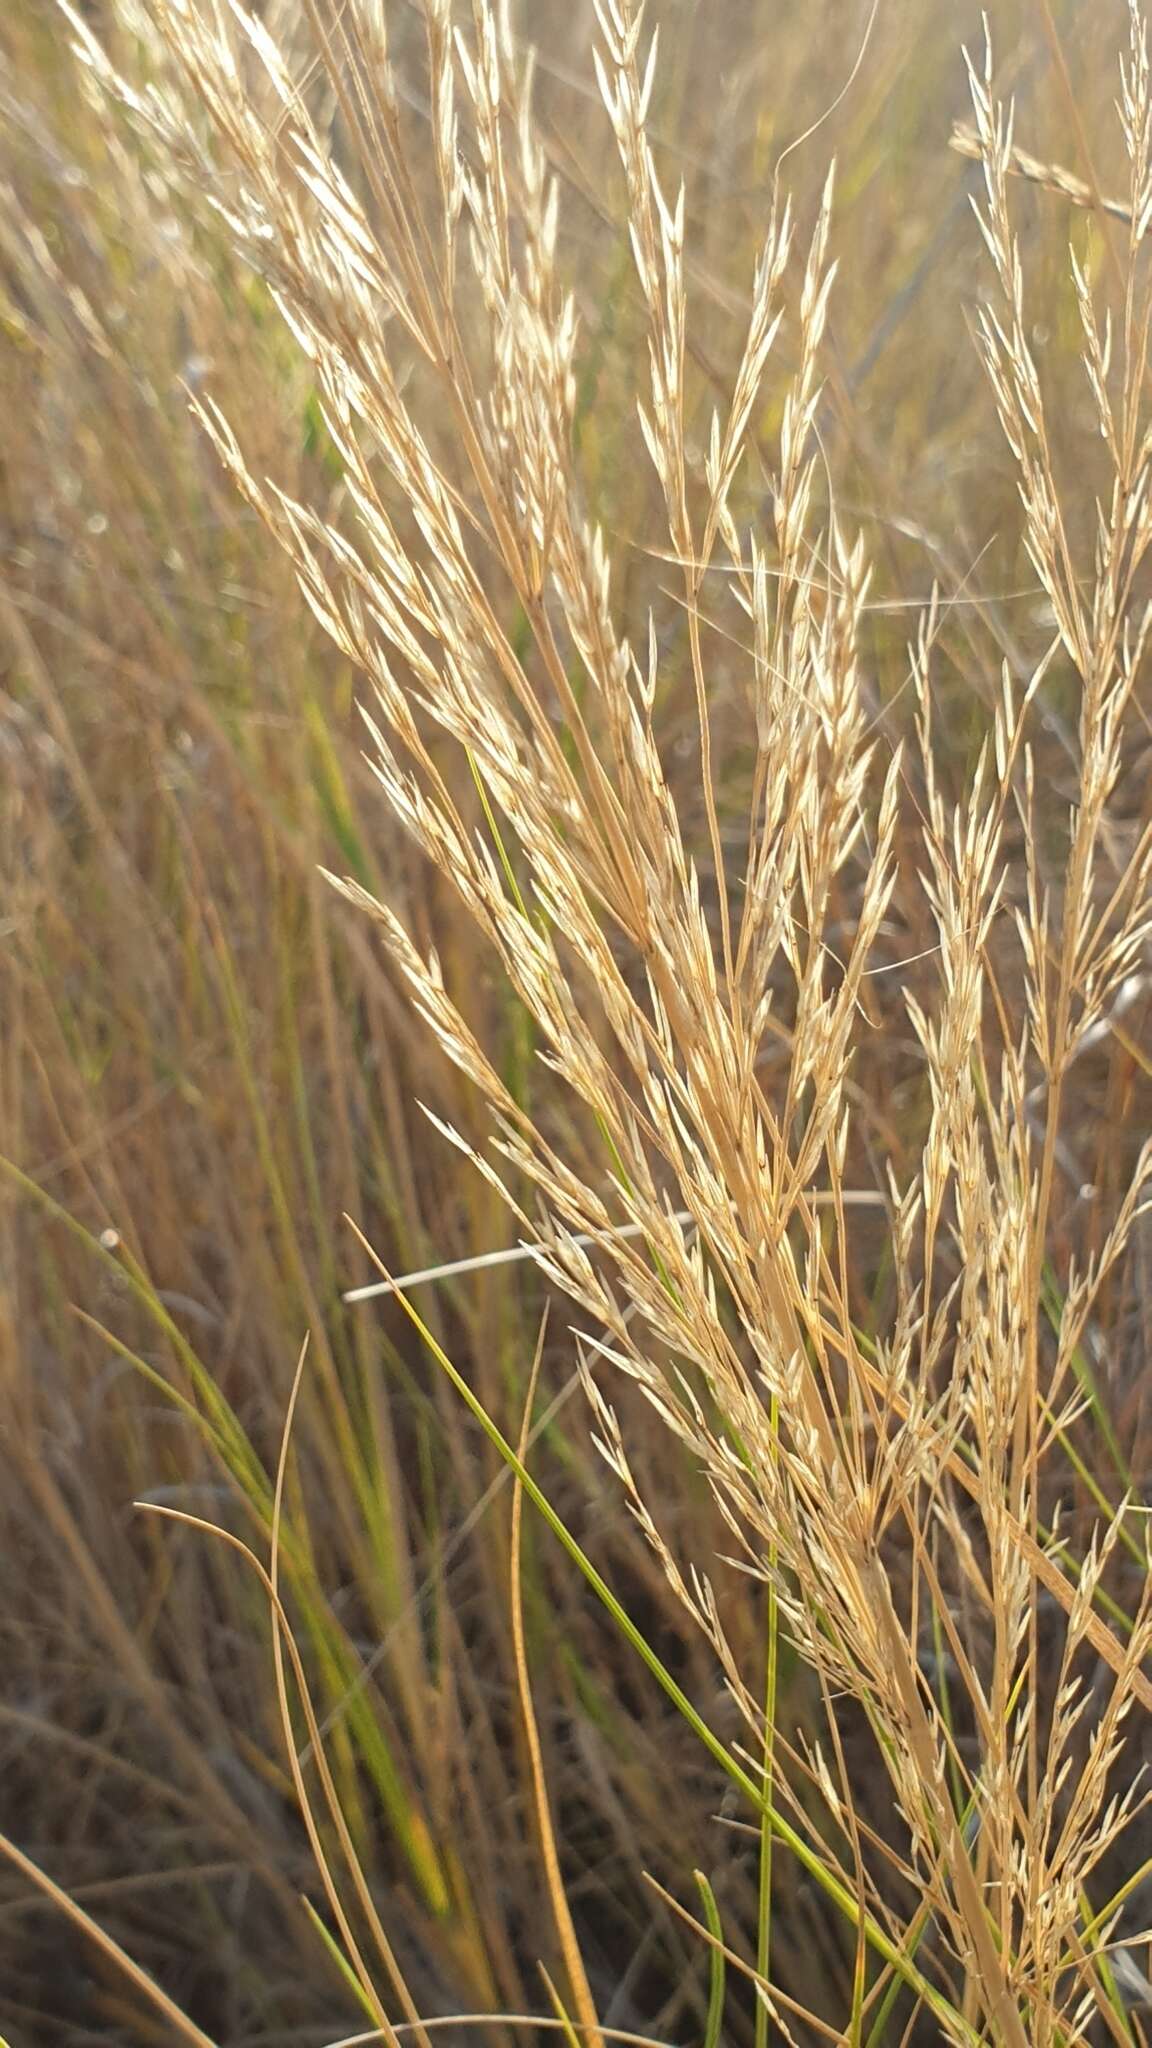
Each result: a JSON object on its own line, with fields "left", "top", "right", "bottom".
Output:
{"left": 2, "top": 0, "right": 1152, "bottom": 2042}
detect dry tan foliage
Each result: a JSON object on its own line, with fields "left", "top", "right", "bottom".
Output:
{"left": 33, "top": 0, "right": 1152, "bottom": 2038}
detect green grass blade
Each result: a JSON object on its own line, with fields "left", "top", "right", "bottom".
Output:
{"left": 694, "top": 1871, "right": 727, "bottom": 2048}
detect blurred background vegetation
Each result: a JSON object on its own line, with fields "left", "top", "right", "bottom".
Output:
{"left": 1, "top": 0, "right": 1146, "bottom": 2041}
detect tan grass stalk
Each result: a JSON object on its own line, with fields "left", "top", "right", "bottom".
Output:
{"left": 0, "top": 1831, "right": 218, "bottom": 2048}
{"left": 950, "top": 122, "right": 1134, "bottom": 227}
{"left": 510, "top": 1316, "right": 605, "bottom": 2048}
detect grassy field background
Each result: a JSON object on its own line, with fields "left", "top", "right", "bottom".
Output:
{"left": 2, "top": 0, "right": 1149, "bottom": 2043}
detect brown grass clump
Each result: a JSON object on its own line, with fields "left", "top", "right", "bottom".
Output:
{"left": 4, "top": 0, "right": 1152, "bottom": 2041}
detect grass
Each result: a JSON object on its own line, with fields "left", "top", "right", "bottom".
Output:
{"left": 2, "top": 0, "right": 1152, "bottom": 2042}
